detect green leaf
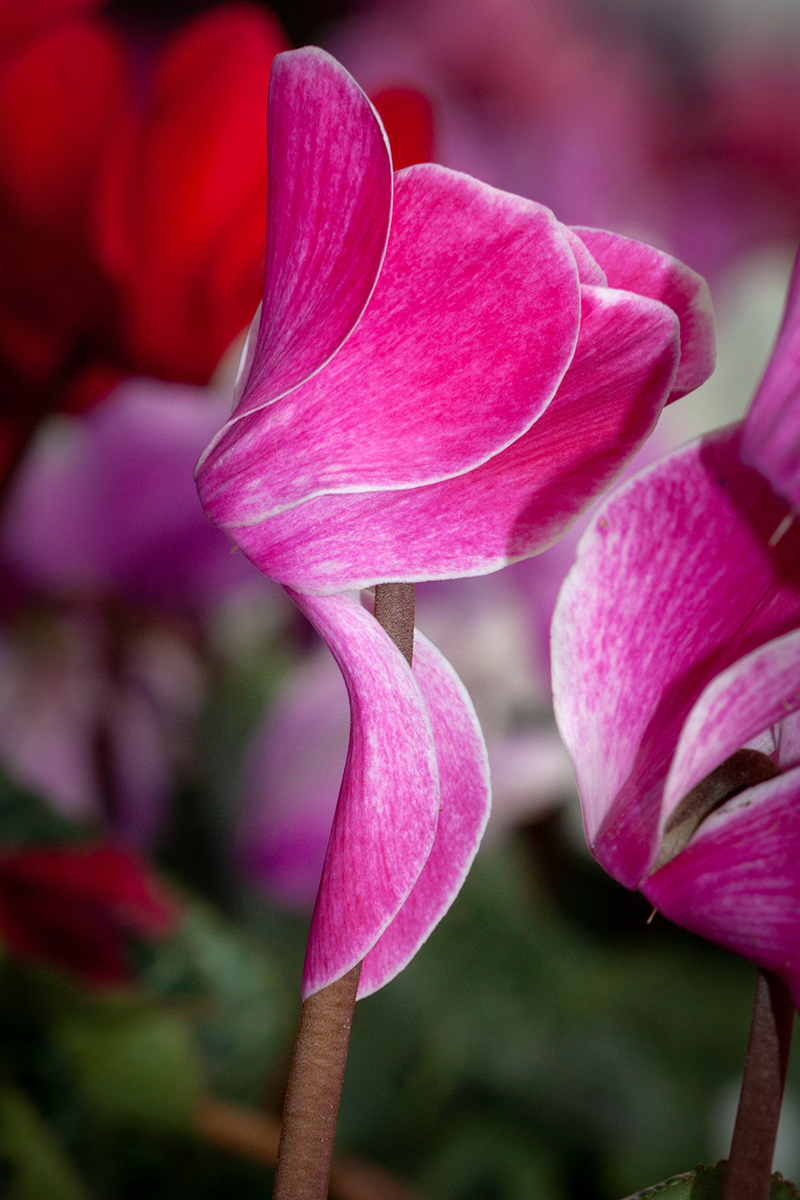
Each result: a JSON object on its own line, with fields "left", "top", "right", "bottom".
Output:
{"left": 0, "top": 1082, "right": 90, "bottom": 1200}
{"left": 139, "top": 898, "right": 292, "bottom": 1105}
{"left": 622, "top": 1164, "right": 800, "bottom": 1200}
{"left": 52, "top": 1008, "right": 203, "bottom": 1134}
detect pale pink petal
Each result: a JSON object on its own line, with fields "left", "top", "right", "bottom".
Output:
{"left": 291, "top": 592, "right": 440, "bottom": 999}
{"left": 740, "top": 251, "right": 800, "bottom": 510}
{"left": 219, "top": 284, "right": 679, "bottom": 590}
{"left": 660, "top": 629, "right": 800, "bottom": 836}
{"left": 196, "top": 164, "right": 580, "bottom": 523}
{"left": 644, "top": 767, "right": 800, "bottom": 1007}
{"left": 777, "top": 710, "right": 800, "bottom": 771}
{"left": 231, "top": 47, "right": 393, "bottom": 421}
{"left": 552, "top": 426, "right": 800, "bottom": 889}
{"left": 571, "top": 226, "right": 715, "bottom": 400}
{"left": 358, "top": 629, "right": 490, "bottom": 998}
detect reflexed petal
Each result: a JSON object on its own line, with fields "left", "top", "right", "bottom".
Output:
{"left": 644, "top": 767, "right": 800, "bottom": 1006}
{"left": 292, "top": 592, "right": 440, "bottom": 999}
{"left": 740, "top": 251, "right": 800, "bottom": 510}
{"left": 660, "top": 628, "right": 800, "bottom": 835}
{"left": 552, "top": 427, "right": 800, "bottom": 888}
{"left": 218, "top": 284, "right": 678, "bottom": 590}
{"left": 359, "top": 629, "right": 490, "bottom": 997}
{"left": 231, "top": 46, "right": 393, "bottom": 420}
{"left": 571, "top": 227, "right": 715, "bottom": 400}
{"left": 198, "top": 164, "right": 579, "bottom": 521}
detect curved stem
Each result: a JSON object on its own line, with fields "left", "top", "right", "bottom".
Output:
{"left": 722, "top": 969, "right": 795, "bottom": 1200}
{"left": 273, "top": 583, "right": 416, "bottom": 1200}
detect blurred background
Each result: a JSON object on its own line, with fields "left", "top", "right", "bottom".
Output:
{"left": 0, "top": 0, "right": 798, "bottom": 1197}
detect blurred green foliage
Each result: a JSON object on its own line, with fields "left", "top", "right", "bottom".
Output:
{"left": 0, "top": 771, "right": 795, "bottom": 1200}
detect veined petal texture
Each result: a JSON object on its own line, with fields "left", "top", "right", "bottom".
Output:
{"left": 229, "top": 46, "right": 394, "bottom": 420}
{"left": 359, "top": 629, "right": 490, "bottom": 998}
{"left": 214, "top": 284, "right": 679, "bottom": 591}
{"left": 552, "top": 426, "right": 800, "bottom": 888}
{"left": 570, "top": 227, "right": 715, "bottom": 400}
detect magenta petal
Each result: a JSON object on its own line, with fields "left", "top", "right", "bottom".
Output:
{"left": 197, "top": 165, "right": 580, "bottom": 523}
{"left": 740, "top": 251, "right": 800, "bottom": 510}
{"left": 570, "top": 227, "right": 715, "bottom": 400}
{"left": 292, "top": 591, "right": 440, "bottom": 999}
{"left": 220, "top": 284, "right": 679, "bottom": 591}
{"left": 660, "top": 629, "right": 800, "bottom": 835}
{"left": 644, "top": 767, "right": 800, "bottom": 1005}
{"left": 231, "top": 47, "right": 393, "bottom": 422}
{"left": 552, "top": 427, "right": 800, "bottom": 888}
{"left": 358, "top": 629, "right": 490, "bottom": 998}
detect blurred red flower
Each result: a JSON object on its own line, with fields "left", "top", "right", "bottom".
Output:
{"left": 0, "top": 844, "right": 176, "bottom": 985}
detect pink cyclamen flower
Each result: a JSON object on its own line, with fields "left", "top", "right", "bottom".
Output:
{"left": 552, "top": 251, "right": 800, "bottom": 1004}
{"left": 196, "top": 46, "right": 714, "bottom": 1000}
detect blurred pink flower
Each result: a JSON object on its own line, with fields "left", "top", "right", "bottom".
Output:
{"left": 553, "top": 254, "right": 800, "bottom": 1002}
{"left": 196, "top": 46, "right": 713, "bottom": 999}
{"left": 328, "top": 0, "right": 670, "bottom": 237}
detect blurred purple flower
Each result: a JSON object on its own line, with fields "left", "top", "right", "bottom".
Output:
{"left": 0, "top": 376, "right": 279, "bottom": 846}
{"left": 1, "top": 376, "right": 262, "bottom": 613}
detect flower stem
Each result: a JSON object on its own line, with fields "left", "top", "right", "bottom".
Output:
{"left": 722, "top": 969, "right": 795, "bottom": 1200}
{"left": 273, "top": 583, "right": 416, "bottom": 1200}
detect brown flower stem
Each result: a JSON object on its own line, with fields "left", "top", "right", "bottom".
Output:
{"left": 272, "top": 582, "right": 416, "bottom": 1200}
{"left": 374, "top": 582, "right": 415, "bottom": 667}
{"left": 195, "top": 1097, "right": 426, "bottom": 1200}
{"left": 722, "top": 969, "right": 795, "bottom": 1200}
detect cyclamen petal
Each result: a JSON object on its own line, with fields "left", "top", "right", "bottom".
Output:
{"left": 661, "top": 629, "right": 800, "bottom": 835}
{"left": 645, "top": 767, "right": 800, "bottom": 1007}
{"left": 229, "top": 46, "right": 393, "bottom": 421}
{"left": 740, "top": 250, "right": 800, "bottom": 510}
{"left": 570, "top": 227, "right": 715, "bottom": 400}
{"left": 292, "top": 594, "right": 489, "bottom": 999}
{"left": 552, "top": 427, "right": 800, "bottom": 887}
{"left": 293, "top": 591, "right": 440, "bottom": 998}
{"left": 218, "top": 284, "right": 680, "bottom": 590}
